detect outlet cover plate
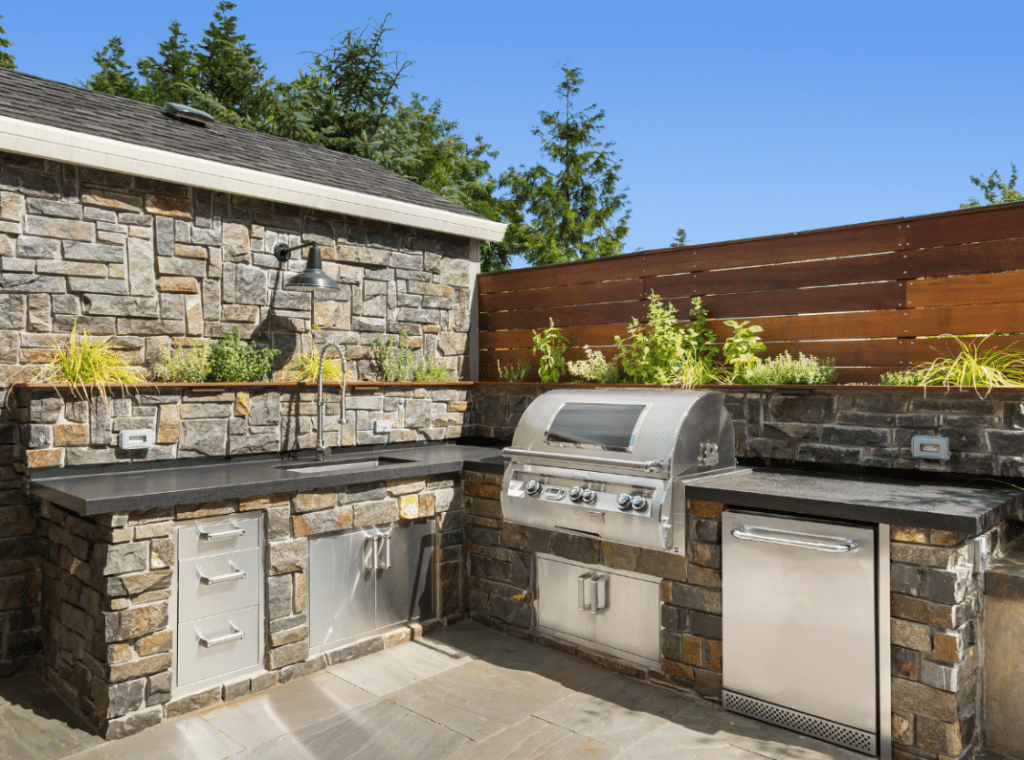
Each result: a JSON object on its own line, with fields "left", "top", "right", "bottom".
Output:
{"left": 912, "top": 434, "right": 950, "bottom": 461}
{"left": 373, "top": 420, "right": 394, "bottom": 433}
{"left": 119, "top": 429, "right": 155, "bottom": 450}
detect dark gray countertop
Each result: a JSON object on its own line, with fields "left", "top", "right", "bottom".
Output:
{"left": 686, "top": 467, "right": 1022, "bottom": 535}
{"left": 30, "top": 444, "right": 506, "bottom": 516}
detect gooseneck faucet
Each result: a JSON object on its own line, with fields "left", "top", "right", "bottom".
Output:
{"left": 316, "top": 342, "right": 347, "bottom": 461}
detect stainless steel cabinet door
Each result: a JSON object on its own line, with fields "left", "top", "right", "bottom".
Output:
{"left": 723, "top": 510, "right": 876, "bottom": 733}
{"left": 536, "top": 555, "right": 596, "bottom": 643}
{"left": 375, "top": 521, "right": 434, "bottom": 630}
{"left": 308, "top": 530, "right": 376, "bottom": 650}
{"left": 594, "top": 570, "right": 661, "bottom": 663}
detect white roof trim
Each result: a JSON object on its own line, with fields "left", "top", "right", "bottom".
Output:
{"left": 0, "top": 115, "right": 507, "bottom": 242}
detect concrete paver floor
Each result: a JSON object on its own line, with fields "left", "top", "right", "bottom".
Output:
{"left": 1, "top": 621, "right": 876, "bottom": 760}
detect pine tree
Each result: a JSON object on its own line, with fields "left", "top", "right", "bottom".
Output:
{"left": 136, "top": 21, "right": 196, "bottom": 107}
{"left": 0, "top": 14, "right": 15, "bottom": 70}
{"left": 191, "top": 1, "right": 267, "bottom": 123}
{"left": 83, "top": 37, "right": 139, "bottom": 98}
{"left": 498, "top": 67, "right": 630, "bottom": 267}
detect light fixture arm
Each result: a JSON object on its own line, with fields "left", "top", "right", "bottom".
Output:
{"left": 273, "top": 241, "right": 318, "bottom": 263}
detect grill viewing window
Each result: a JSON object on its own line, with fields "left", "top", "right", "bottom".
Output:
{"left": 545, "top": 402, "right": 646, "bottom": 452}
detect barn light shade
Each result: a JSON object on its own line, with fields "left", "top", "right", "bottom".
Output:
{"left": 273, "top": 242, "right": 340, "bottom": 292}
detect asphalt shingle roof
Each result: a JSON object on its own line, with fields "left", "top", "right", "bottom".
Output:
{"left": 0, "top": 68, "right": 480, "bottom": 219}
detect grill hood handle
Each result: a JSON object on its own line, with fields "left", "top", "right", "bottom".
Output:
{"left": 503, "top": 447, "right": 664, "bottom": 473}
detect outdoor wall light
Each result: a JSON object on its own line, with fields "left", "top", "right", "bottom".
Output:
{"left": 273, "top": 242, "right": 341, "bottom": 292}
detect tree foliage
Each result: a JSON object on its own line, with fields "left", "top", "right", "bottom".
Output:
{"left": 498, "top": 67, "right": 630, "bottom": 267}
{"left": 961, "top": 163, "right": 1024, "bottom": 208}
{"left": 671, "top": 228, "right": 688, "bottom": 247}
{"left": 0, "top": 14, "right": 16, "bottom": 70}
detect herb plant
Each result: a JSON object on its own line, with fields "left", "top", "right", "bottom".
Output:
{"left": 34, "top": 325, "right": 145, "bottom": 402}
{"left": 615, "top": 293, "right": 686, "bottom": 385}
{"left": 153, "top": 341, "right": 212, "bottom": 383}
{"left": 567, "top": 346, "right": 619, "bottom": 383}
{"left": 532, "top": 318, "right": 569, "bottom": 383}
{"left": 736, "top": 352, "right": 837, "bottom": 385}
{"left": 207, "top": 327, "right": 279, "bottom": 382}
{"left": 497, "top": 358, "right": 531, "bottom": 382}
{"left": 414, "top": 356, "right": 455, "bottom": 382}
{"left": 721, "top": 320, "right": 766, "bottom": 381}
{"left": 370, "top": 330, "right": 416, "bottom": 381}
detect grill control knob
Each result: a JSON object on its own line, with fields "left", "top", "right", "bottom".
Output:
{"left": 617, "top": 493, "right": 633, "bottom": 510}
{"left": 569, "top": 486, "right": 583, "bottom": 502}
{"left": 582, "top": 489, "right": 596, "bottom": 503}
{"left": 631, "top": 496, "right": 648, "bottom": 511}
{"left": 525, "top": 480, "right": 542, "bottom": 496}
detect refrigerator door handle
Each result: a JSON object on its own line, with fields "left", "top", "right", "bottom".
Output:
{"left": 730, "top": 526, "right": 859, "bottom": 553}
{"left": 577, "top": 572, "right": 594, "bottom": 611}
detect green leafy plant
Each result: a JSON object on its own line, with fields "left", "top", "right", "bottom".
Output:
{"left": 414, "top": 356, "right": 455, "bottom": 382}
{"left": 736, "top": 352, "right": 837, "bottom": 385}
{"left": 878, "top": 335, "right": 1024, "bottom": 395}
{"left": 616, "top": 293, "right": 686, "bottom": 385}
{"left": 153, "top": 341, "right": 212, "bottom": 383}
{"left": 207, "top": 327, "right": 279, "bottom": 382}
{"left": 371, "top": 330, "right": 416, "bottom": 382}
{"left": 532, "top": 318, "right": 569, "bottom": 383}
{"left": 721, "top": 320, "right": 766, "bottom": 380}
{"left": 33, "top": 325, "right": 145, "bottom": 402}
{"left": 567, "top": 346, "right": 619, "bottom": 384}
{"left": 281, "top": 331, "right": 351, "bottom": 384}
{"left": 497, "top": 358, "right": 531, "bottom": 382}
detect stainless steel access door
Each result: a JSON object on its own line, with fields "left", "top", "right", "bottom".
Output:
{"left": 723, "top": 510, "right": 877, "bottom": 753}
{"left": 309, "top": 529, "right": 376, "bottom": 649}
{"left": 375, "top": 520, "right": 434, "bottom": 630}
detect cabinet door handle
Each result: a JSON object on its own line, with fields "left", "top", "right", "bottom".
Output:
{"left": 590, "top": 575, "right": 608, "bottom": 615}
{"left": 363, "top": 536, "right": 378, "bottom": 571}
{"left": 198, "top": 562, "right": 246, "bottom": 585}
{"left": 379, "top": 533, "right": 392, "bottom": 570}
{"left": 577, "top": 572, "right": 593, "bottom": 611}
{"left": 197, "top": 622, "right": 244, "bottom": 648}
{"left": 198, "top": 525, "right": 245, "bottom": 541}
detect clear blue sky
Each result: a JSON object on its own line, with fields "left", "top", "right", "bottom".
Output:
{"left": 4, "top": 1, "right": 1023, "bottom": 257}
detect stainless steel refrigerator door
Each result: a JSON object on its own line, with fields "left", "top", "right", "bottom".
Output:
{"left": 375, "top": 521, "right": 435, "bottom": 630}
{"left": 308, "top": 529, "right": 376, "bottom": 650}
{"left": 723, "top": 510, "right": 877, "bottom": 734}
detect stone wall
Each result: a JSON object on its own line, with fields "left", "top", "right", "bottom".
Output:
{"left": 36, "top": 473, "right": 464, "bottom": 739}
{"left": 0, "top": 148, "right": 478, "bottom": 673}
{"left": 468, "top": 384, "right": 1024, "bottom": 479}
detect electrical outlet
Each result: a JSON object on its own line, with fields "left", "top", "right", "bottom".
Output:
{"left": 373, "top": 419, "right": 394, "bottom": 434}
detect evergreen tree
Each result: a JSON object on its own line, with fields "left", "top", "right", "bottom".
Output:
{"left": 0, "top": 14, "right": 15, "bottom": 70}
{"left": 135, "top": 21, "right": 196, "bottom": 107}
{"left": 83, "top": 37, "right": 139, "bottom": 98}
{"left": 498, "top": 67, "right": 630, "bottom": 267}
{"left": 191, "top": 1, "right": 268, "bottom": 123}
{"left": 671, "top": 228, "right": 688, "bottom": 247}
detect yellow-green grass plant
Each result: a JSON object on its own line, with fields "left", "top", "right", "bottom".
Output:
{"left": 33, "top": 325, "right": 145, "bottom": 403}
{"left": 881, "top": 334, "right": 1024, "bottom": 396}
{"left": 281, "top": 332, "right": 352, "bottom": 384}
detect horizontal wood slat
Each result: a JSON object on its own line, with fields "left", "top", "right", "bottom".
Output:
{"left": 480, "top": 301, "right": 644, "bottom": 332}
{"left": 479, "top": 277, "right": 643, "bottom": 313}
{"left": 668, "top": 281, "right": 906, "bottom": 320}
{"left": 906, "top": 269, "right": 1024, "bottom": 309}
{"left": 480, "top": 323, "right": 630, "bottom": 351}
{"left": 903, "top": 203, "right": 1024, "bottom": 250}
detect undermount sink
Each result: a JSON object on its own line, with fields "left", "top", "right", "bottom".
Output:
{"left": 280, "top": 456, "right": 415, "bottom": 474}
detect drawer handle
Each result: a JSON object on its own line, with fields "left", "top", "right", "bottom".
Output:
{"left": 198, "top": 525, "right": 245, "bottom": 541}
{"left": 198, "top": 562, "right": 246, "bottom": 585}
{"left": 730, "top": 527, "right": 859, "bottom": 553}
{"left": 197, "top": 623, "right": 244, "bottom": 648}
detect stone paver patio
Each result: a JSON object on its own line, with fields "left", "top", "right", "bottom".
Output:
{"left": 2, "top": 621, "right": 869, "bottom": 760}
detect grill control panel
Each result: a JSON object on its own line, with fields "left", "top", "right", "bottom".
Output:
{"left": 508, "top": 472, "right": 659, "bottom": 516}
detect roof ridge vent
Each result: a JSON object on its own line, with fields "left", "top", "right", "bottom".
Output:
{"left": 163, "top": 102, "right": 215, "bottom": 126}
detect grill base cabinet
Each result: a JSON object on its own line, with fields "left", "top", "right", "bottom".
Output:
{"left": 308, "top": 520, "right": 434, "bottom": 653}
{"left": 535, "top": 554, "right": 661, "bottom": 667}
{"left": 723, "top": 510, "right": 889, "bottom": 758}
{"left": 174, "top": 514, "right": 264, "bottom": 695}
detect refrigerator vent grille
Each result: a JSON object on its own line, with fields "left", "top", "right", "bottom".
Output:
{"left": 723, "top": 690, "right": 877, "bottom": 756}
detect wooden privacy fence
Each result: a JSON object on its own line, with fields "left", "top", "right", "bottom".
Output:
{"left": 477, "top": 203, "right": 1024, "bottom": 383}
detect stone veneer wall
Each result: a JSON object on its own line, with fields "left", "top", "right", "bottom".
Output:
{"left": 0, "top": 148, "right": 478, "bottom": 673}
{"left": 36, "top": 473, "right": 463, "bottom": 739}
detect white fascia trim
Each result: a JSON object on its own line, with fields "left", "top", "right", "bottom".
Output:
{"left": 0, "top": 115, "right": 508, "bottom": 242}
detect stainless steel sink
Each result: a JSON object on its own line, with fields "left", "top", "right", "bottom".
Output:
{"left": 280, "top": 456, "right": 415, "bottom": 474}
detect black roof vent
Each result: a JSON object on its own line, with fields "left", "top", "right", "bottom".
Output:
{"left": 162, "top": 102, "right": 215, "bottom": 126}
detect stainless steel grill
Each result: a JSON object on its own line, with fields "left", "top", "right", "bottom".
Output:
{"left": 501, "top": 389, "right": 736, "bottom": 552}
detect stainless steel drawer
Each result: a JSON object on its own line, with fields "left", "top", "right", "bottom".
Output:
{"left": 176, "top": 606, "right": 260, "bottom": 687}
{"left": 178, "top": 548, "right": 260, "bottom": 623}
{"left": 178, "top": 515, "right": 259, "bottom": 560}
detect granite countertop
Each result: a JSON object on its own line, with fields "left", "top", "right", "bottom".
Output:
{"left": 30, "top": 443, "right": 506, "bottom": 516}
{"left": 686, "top": 467, "right": 1022, "bottom": 535}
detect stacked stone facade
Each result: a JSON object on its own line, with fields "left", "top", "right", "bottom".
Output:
{"left": 0, "top": 148, "right": 477, "bottom": 674}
